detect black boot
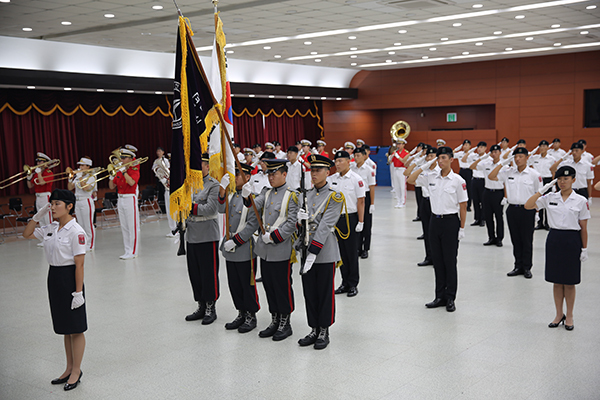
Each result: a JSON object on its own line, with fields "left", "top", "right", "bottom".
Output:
{"left": 224, "top": 311, "right": 244, "bottom": 330}
{"left": 202, "top": 301, "right": 217, "bottom": 325}
{"left": 298, "top": 328, "right": 318, "bottom": 347}
{"left": 259, "top": 314, "right": 279, "bottom": 338}
{"left": 185, "top": 302, "right": 205, "bottom": 321}
{"left": 238, "top": 311, "right": 257, "bottom": 333}
{"left": 272, "top": 314, "right": 293, "bottom": 341}
{"left": 314, "top": 327, "right": 330, "bottom": 350}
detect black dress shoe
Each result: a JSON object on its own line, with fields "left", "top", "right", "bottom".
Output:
{"left": 467, "top": 207, "right": 472, "bottom": 212}
{"left": 507, "top": 268, "right": 524, "bottom": 277}
{"left": 298, "top": 328, "right": 318, "bottom": 347}
{"left": 347, "top": 287, "right": 358, "bottom": 297}
{"left": 314, "top": 327, "right": 330, "bottom": 350}
{"left": 425, "top": 298, "right": 446, "bottom": 308}
{"left": 417, "top": 259, "right": 433, "bottom": 267}
{"left": 470, "top": 220, "right": 480, "bottom": 226}
{"left": 259, "top": 314, "right": 279, "bottom": 338}
{"left": 334, "top": 285, "right": 349, "bottom": 295}
{"left": 496, "top": 241, "right": 503, "bottom": 247}
{"left": 479, "top": 221, "right": 485, "bottom": 227}
{"left": 51, "top": 375, "right": 70, "bottom": 385}
{"left": 238, "top": 312, "right": 257, "bottom": 333}
{"left": 202, "top": 301, "right": 217, "bottom": 325}
{"left": 225, "top": 311, "right": 245, "bottom": 330}
{"left": 185, "top": 302, "right": 205, "bottom": 321}
{"left": 417, "top": 234, "right": 424, "bottom": 240}
{"left": 360, "top": 250, "right": 369, "bottom": 259}
{"left": 446, "top": 299, "right": 456, "bottom": 312}
{"left": 272, "top": 314, "right": 292, "bottom": 341}
{"left": 548, "top": 315, "right": 566, "bottom": 328}
{"left": 534, "top": 224, "right": 544, "bottom": 230}
{"left": 413, "top": 217, "right": 421, "bottom": 222}
{"left": 483, "top": 239, "right": 497, "bottom": 246}
{"left": 64, "top": 371, "right": 82, "bottom": 391}
{"left": 523, "top": 270, "right": 532, "bottom": 279}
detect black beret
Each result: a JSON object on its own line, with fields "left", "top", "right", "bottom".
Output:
{"left": 463, "top": 139, "right": 471, "bottom": 145}
{"left": 237, "top": 163, "right": 254, "bottom": 175}
{"left": 555, "top": 166, "right": 576, "bottom": 178}
{"left": 308, "top": 154, "right": 334, "bottom": 168}
{"left": 578, "top": 139, "right": 587, "bottom": 145}
{"left": 501, "top": 137, "right": 510, "bottom": 143}
{"left": 417, "top": 142, "right": 425, "bottom": 147}
{"left": 354, "top": 147, "right": 367, "bottom": 155}
{"left": 477, "top": 141, "right": 487, "bottom": 147}
{"left": 201, "top": 153, "right": 210, "bottom": 162}
{"left": 233, "top": 143, "right": 241, "bottom": 148}
{"left": 252, "top": 143, "right": 261, "bottom": 148}
{"left": 516, "top": 139, "right": 526, "bottom": 144}
{"left": 513, "top": 147, "right": 528, "bottom": 156}
{"left": 436, "top": 146, "right": 453, "bottom": 157}
{"left": 260, "top": 151, "right": 276, "bottom": 160}
{"left": 570, "top": 142, "right": 584, "bottom": 150}
{"left": 426, "top": 147, "right": 437, "bottom": 155}
{"left": 490, "top": 144, "right": 501, "bottom": 151}
{"left": 539, "top": 140, "right": 549, "bottom": 146}
{"left": 552, "top": 138, "right": 561, "bottom": 143}
{"left": 287, "top": 146, "right": 299, "bottom": 153}
{"left": 334, "top": 150, "right": 351, "bottom": 160}
{"left": 273, "top": 141, "right": 281, "bottom": 146}
{"left": 49, "top": 189, "right": 76, "bottom": 205}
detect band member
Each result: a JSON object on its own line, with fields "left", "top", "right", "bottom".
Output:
{"left": 344, "top": 142, "right": 356, "bottom": 159}
{"left": 286, "top": 146, "right": 302, "bottom": 190}
{"left": 264, "top": 142, "right": 275, "bottom": 153}
{"left": 299, "top": 140, "right": 313, "bottom": 188}
{"left": 218, "top": 164, "right": 260, "bottom": 333}
{"left": 252, "top": 152, "right": 274, "bottom": 194}
{"left": 387, "top": 141, "right": 399, "bottom": 194}
{"left": 525, "top": 166, "right": 589, "bottom": 330}
{"left": 329, "top": 150, "right": 365, "bottom": 297}
{"left": 152, "top": 147, "right": 177, "bottom": 237}
{"left": 68, "top": 157, "right": 97, "bottom": 251}
{"left": 548, "top": 138, "right": 566, "bottom": 160}
{"left": 551, "top": 142, "right": 594, "bottom": 199}
{"left": 529, "top": 140, "right": 556, "bottom": 230}
{"left": 274, "top": 141, "right": 287, "bottom": 159}
{"left": 390, "top": 139, "right": 409, "bottom": 208}
{"left": 27, "top": 152, "right": 54, "bottom": 245}
{"left": 243, "top": 148, "right": 257, "bottom": 168}
{"left": 316, "top": 140, "right": 329, "bottom": 157}
{"left": 351, "top": 146, "right": 376, "bottom": 259}
{"left": 243, "top": 159, "right": 298, "bottom": 341}
{"left": 454, "top": 140, "right": 473, "bottom": 211}
{"left": 23, "top": 189, "right": 87, "bottom": 391}
{"left": 108, "top": 147, "right": 140, "bottom": 259}
{"left": 184, "top": 154, "right": 220, "bottom": 325}
{"left": 296, "top": 154, "right": 343, "bottom": 350}
{"left": 489, "top": 147, "right": 542, "bottom": 278}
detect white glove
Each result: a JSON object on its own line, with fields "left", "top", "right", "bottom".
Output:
{"left": 223, "top": 239, "right": 236, "bottom": 252}
{"left": 71, "top": 291, "right": 85, "bottom": 309}
{"left": 588, "top": 198, "right": 592, "bottom": 206}
{"left": 241, "top": 182, "right": 253, "bottom": 198}
{"left": 262, "top": 232, "right": 273, "bottom": 244}
{"left": 561, "top": 150, "right": 572, "bottom": 161}
{"left": 394, "top": 152, "right": 401, "bottom": 160}
{"left": 33, "top": 203, "right": 51, "bottom": 222}
{"left": 500, "top": 155, "right": 514, "bottom": 167}
{"left": 35, "top": 167, "right": 41, "bottom": 174}
{"left": 530, "top": 146, "right": 539, "bottom": 155}
{"left": 409, "top": 147, "right": 418, "bottom": 155}
{"left": 458, "top": 228, "right": 465, "bottom": 240}
{"left": 538, "top": 178, "right": 557, "bottom": 195}
{"left": 27, "top": 172, "right": 34, "bottom": 181}
{"left": 420, "top": 157, "right": 437, "bottom": 171}
{"left": 302, "top": 253, "right": 317, "bottom": 274}
{"left": 509, "top": 144, "right": 518, "bottom": 152}
{"left": 580, "top": 248, "right": 588, "bottom": 262}
{"left": 109, "top": 175, "right": 115, "bottom": 181}
{"left": 220, "top": 174, "right": 230, "bottom": 190}
{"left": 468, "top": 148, "right": 476, "bottom": 154}
{"left": 369, "top": 204, "right": 375, "bottom": 214}
{"left": 480, "top": 153, "right": 490, "bottom": 161}
{"left": 297, "top": 208, "right": 308, "bottom": 222}
{"left": 501, "top": 197, "right": 508, "bottom": 206}
{"left": 355, "top": 222, "right": 364, "bottom": 232}
{"left": 454, "top": 144, "right": 463, "bottom": 152}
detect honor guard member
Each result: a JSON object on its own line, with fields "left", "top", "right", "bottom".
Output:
{"left": 548, "top": 138, "right": 566, "bottom": 160}
{"left": 252, "top": 152, "right": 275, "bottom": 194}
{"left": 351, "top": 146, "right": 376, "bottom": 259}
{"left": 577, "top": 139, "right": 594, "bottom": 164}
{"left": 529, "top": 140, "right": 556, "bottom": 229}
{"left": 218, "top": 163, "right": 260, "bottom": 333}
{"left": 317, "top": 140, "right": 329, "bottom": 157}
{"left": 152, "top": 147, "right": 177, "bottom": 237}
{"left": 296, "top": 154, "right": 344, "bottom": 350}
{"left": 407, "top": 147, "right": 439, "bottom": 266}
{"left": 363, "top": 144, "right": 377, "bottom": 171}
{"left": 390, "top": 139, "right": 409, "bottom": 208}
{"left": 243, "top": 159, "right": 299, "bottom": 341}
{"left": 184, "top": 153, "right": 221, "bottom": 325}
{"left": 466, "top": 142, "right": 487, "bottom": 226}
{"left": 551, "top": 142, "right": 594, "bottom": 199}
{"left": 417, "top": 147, "right": 468, "bottom": 312}
{"left": 489, "top": 147, "right": 542, "bottom": 278}
{"left": 454, "top": 140, "right": 473, "bottom": 212}
{"left": 471, "top": 144, "right": 505, "bottom": 247}
{"left": 525, "top": 166, "right": 590, "bottom": 330}
{"left": 108, "top": 147, "right": 140, "bottom": 259}
{"left": 499, "top": 137, "right": 511, "bottom": 156}
{"left": 27, "top": 152, "right": 55, "bottom": 239}
{"left": 68, "top": 157, "right": 97, "bottom": 251}
{"left": 329, "top": 150, "right": 366, "bottom": 297}
{"left": 286, "top": 146, "right": 302, "bottom": 190}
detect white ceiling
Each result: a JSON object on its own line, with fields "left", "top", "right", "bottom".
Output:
{"left": 0, "top": 0, "right": 599, "bottom": 71}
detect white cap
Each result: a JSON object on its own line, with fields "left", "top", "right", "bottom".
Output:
{"left": 124, "top": 144, "right": 138, "bottom": 152}
{"left": 36, "top": 152, "right": 51, "bottom": 162}
{"left": 264, "top": 142, "right": 274, "bottom": 149}
{"left": 77, "top": 157, "right": 93, "bottom": 166}
{"left": 120, "top": 148, "right": 136, "bottom": 157}
{"left": 317, "top": 140, "right": 326, "bottom": 146}
{"left": 243, "top": 148, "right": 256, "bottom": 156}
{"left": 344, "top": 141, "right": 356, "bottom": 149}
{"left": 436, "top": 139, "right": 446, "bottom": 145}
{"left": 397, "top": 138, "right": 407, "bottom": 144}
{"left": 301, "top": 139, "right": 312, "bottom": 146}
{"left": 356, "top": 139, "right": 365, "bottom": 146}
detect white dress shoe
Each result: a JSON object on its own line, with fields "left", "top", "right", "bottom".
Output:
{"left": 119, "top": 254, "right": 137, "bottom": 260}
{"left": 166, "top": 232, "right": 176, "bottom": 238}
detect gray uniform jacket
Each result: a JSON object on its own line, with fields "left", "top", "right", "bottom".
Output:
{"left": 186, "top": 175, "right": 220, "bottom": 244}
{"left": 251, "top": 184, "right": 299, "bottom": 262}
{"left": 299, "top": 183, "right": 344, "bottom": 264}
{"left": 218, "top": 190, "right": 258, "bottom": 262}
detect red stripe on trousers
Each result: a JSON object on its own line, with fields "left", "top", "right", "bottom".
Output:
{"left": 132, "top": 197, "right": 137, "bottom": 255}
{"left": 287, "top": 262, "right": 294, "bottom": 312}
{"left": 87, "top": 198, "right": 94, "bottom": 248}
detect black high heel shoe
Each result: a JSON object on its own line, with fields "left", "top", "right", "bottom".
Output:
{"left": 548, "top": 314, "right": 566, "bottom": 328}
{"left": 64, "top": 371, "right": 82, "bottom": 391}
{"left": 51, "top": 374, "right": 70, "bottom": 385}
{"left": 565, "top": 322, "right": 574, "bottom": 331}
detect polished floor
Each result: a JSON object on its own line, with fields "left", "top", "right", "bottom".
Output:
{"left": 1, "top": 187, "right": 599, "bottom": 399}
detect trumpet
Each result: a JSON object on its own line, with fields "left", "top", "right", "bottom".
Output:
{"left": 0, "top": 159, "right": 60, "bottom": 189}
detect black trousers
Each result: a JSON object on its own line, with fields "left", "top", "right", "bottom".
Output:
{"left": 459, "top": 168, "right": 473, "bottom": 210}
{"left": 574, "top": 188, "right": 589, "bottom": 199}
{"left": 301, "top": 262, "right": 336, "bottom": 328}
{"left": 360, "top": 191, "right": 373, "bottom": 252}
{"left": 420, "top": 197, "right": 432, "bottom": 260}
{"left": 471, "top": 178, "right": 485, "bottom": 222}
{"left": 483, "top": 189, "right": 504, "bottom": 241}
{"left": 336, "top": 212, "right": 360, "bottom": 288}
{"left": 429, "top": 214, "right": 460, "bottom": 300}
{"left": 261, "top": 259, "right": 294, "bottom": 315}
{"left": 538, "top": 177, "right": 553, "bottom": 227}
{"left": 506, "top": 205, "right": 536, "bottom": 272}
{"left": 156, "top": 179, "right": 166, "bottom": 213}
{"left": 415, "top": 186, "right": 423, "bottom": 219}
{"left": 186, "top": 241, "right": 220, "bottom": 302}
{"left": 226, "top": 259, "right": 260, "bottom": 313}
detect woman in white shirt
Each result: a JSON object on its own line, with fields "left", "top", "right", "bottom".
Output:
{"left": 525, "top": 166, "right": 590, "bottom": 331}
{"left": 23, "top": 189, "right": 87, "bottom": 391}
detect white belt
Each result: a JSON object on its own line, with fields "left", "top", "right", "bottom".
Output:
{"left": 118, "top": 194, "right": 136, "bottom": 198}
{"left": 36, "top": 192, "right": 51, "bottom": 197}
{"left": 189, "top": 214, "right": 218, "bottom": 222}
{"left": 76, "top": 196, "right": 92, "bottom": 201}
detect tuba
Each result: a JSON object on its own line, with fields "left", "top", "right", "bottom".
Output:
{"left": 152, "top": 158, "right": 170, "bottom": 188}
{"left": 390, "top": 120, "right": 411, "bottom": 142}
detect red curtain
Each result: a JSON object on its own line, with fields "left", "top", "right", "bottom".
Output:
{"left": 232, "top": 113, "right": 265, "bottom": 149}
{"left": 264, "top": 114, "right": 308, "bottom": 149}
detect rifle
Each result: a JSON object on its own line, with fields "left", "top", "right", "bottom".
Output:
{"left": 174, "top": 211, "right": 186, "bottom": 256}
{"left": 297, "top": 165, "right": 309, "bottom": 275}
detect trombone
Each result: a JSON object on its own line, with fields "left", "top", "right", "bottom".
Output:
{"left": 0, "top": 159, "right": 60, "bottom": 189}
{"left": 34, "top": 166, "right": 80, "bottom": 185}
{"left": 86, "top": 157, "right": 149, "bottom": 185}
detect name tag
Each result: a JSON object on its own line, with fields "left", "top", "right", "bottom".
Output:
{"left": 47, "top": 233, "right": 53, "bottom": 236}
{"left": 331, "top": 182, "right": 338, "bottom": 185}
{"left": 508, "top": 177, "right": 515, "bottom": 180}
{"left": 549, "top": 202, "right": 558, "bottom": 206}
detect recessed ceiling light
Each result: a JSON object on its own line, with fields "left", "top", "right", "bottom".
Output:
{"left": 64, "top": 87, "right": 71, "bottom": 91}
{"left": 274, "top": 55, "right": 281, "bottom": 58}
{"left": 304, "top": 96, "right": 311, "bottom": 99}
{"left": 398, "top": 30, "right": 407, "bottom": 34}
{"left": 475, "top": 42, "right": 483, "bottom": 46}
{"left": 429, "top": 47, "right": 436, "bottom": 51}
{"left": 315, "top": 59, "right": 321, "bottom": 62}
{"left": 580, "top": 31, "right": 589, "bottom": 34}
{"left": 422, "top": 56, "right": 429, "bottom": 59}
{"left": 155, "top": 91, "right": 162, "bottom": 95}
{"left": 350, "top": 55, "right": 357, "bottom": 58}
{"left": 351, "top": 63, "right": 357, "bottom": 66}
{"left": 97, "top": 89, "right": 104, "bottom": 92}
{"left": 152, "top": 5, "right": 163, "bottom": 10}
{"left": 249, "top": 94, "right": 255, "bottom": 98}
{"left": 61, "top": 21, "right": 71, "bottom": 26}
{"left": 462, "top": 52, "right": 469, "bottom": 55}
{"left": 141, "top": 32, "right": 152, "bottom": 35}
{"left": 321, "top": 97, "right": 327, "bottom": 100}
{"left": 388, "top": 51, "right": 395, "bottom": 54}
{"left": 554, "top": 43, "right": 561, "bottom": 46}
{"left": 350, "top": 47, "right": 357, "bottom": 51}
{"left": 526, "top": 37, "right": 534, "bottom": 40}
{"left": 551, "top": 24, "right": 560, "bottom": 28}
{"left": 494, "top": 31, "right": 502, "bottom": 35}
{"left": 336, "top": 98, "right": 342, "bottom": 101}
{"left": 394, "top": 42, "right": 401, "bottom": 46}
{"left": 586, "top": 5, "right": 596, "bottom": 9}
{"left": 304, "top": 41, "right": 312, "bottom": 45}
{"left": 386, "top": 60, "right": 393, "bottom": 63}
{"left": 127, "top": 90, "right": 134, "bottom": 93}
{"left": 505, "top": 47, "right": 513, "bottom": 51}
{"left": 311, "top": 51, "right": 318, "bottom": 55}
{"left": 227, "top": 50, "right": 234, "bottom": 54}
{"left": 27, "top": 86, "right": 35, "bottom": 89}
{"left": 263, "top": 46, "right": 271, "bottom": 50}
{"left": 287, "top": 96, "right": 293, "bottom": 99}
{"left": 472, "top": 4, "right": 483, "bottom": 8}
{"left": 348, "top": 36, "right": 356, "bottom": 40}
{"left": 0, "top": 0, "right": 11, "bottom": 3}
{"left": 453, "top": 23, "right": 462, "bottom": 27}
{"left": 441, "top": 37, "right": 449, "bottom": 41}
{"left": 22, "top": 27, "right": 32, "bottom": 31}
{"left": 515, "top": 15, "right": 525, "bottom": 19}
{"left": 104, "top": 13, "right": 114, "bottom": 18}
{"left": 268, "top": 95, "right": 275, "bottom": 98}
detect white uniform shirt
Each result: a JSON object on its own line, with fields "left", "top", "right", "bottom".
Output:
{"left": 471, "top": 153, "right": 486, "bottom": 178}
{"left": 559, "top": 159, "right": 595, "bottom": 189}
{"left": 251, "top": 171, "right": 271, "bottom": 194}
{"left": 455, "top": 151, "right": 475, "bottom": 169}
{"left": 365, "top": 158, "right": 377, "bottom": 171}
{"left": 286, "top": 160, "right": 302, "bottom": 190}
{"left": 417, "top": 165, "right": 440, "bottom": 198}
{"left": 351, "top": 162, "right": 376, "bottom": 187}
{"left": 548, "top": 148, "right": 566, "bottom": 160}
{"left": 477, "top": 158, "right": 505, "bottom": 189}
{"left": 34, "top": 219, "right": 87, "bottom": 266}
{"left": 327, "top": 170, "right": 366, "bottom": 214}
{"left": 73, "top": 173, "right": 97, "bottom": 198}
{"left": 427, "top": 170, "right": 468, "bottom": 215}
{"left": 275, "top": 150, "right": 287, "bottom": 159}
{"left": 536, "top": 191, "right": 590, "bottom": 230}
{"left": 529, "top": 153, "right": 557, "bottom": 178}
{"left": 497, "top": 166, "right": 542, "bottom": 205}
{"left": 582, "top": 151, "right": 593, "bottom": 164}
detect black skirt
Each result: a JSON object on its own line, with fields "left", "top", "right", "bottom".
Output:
{"left": 545, "top": 230, "right": 582, "bottom": 285}
{"left": 47, "top": 265, "right": 87, "bottom": 334}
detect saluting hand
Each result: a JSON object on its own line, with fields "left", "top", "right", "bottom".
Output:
{"left": 32, "top": 203, "right": 51, "bottom": 223}
{"left": 538, "top": 178, "right": 558, "bottom": 195}
{"left": 71, "top": 291, "right": 85, "bottom": 309}
{"left": 561, "top": 150, "right": 572, "bottom": 161}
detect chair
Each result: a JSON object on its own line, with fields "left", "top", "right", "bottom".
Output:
{"left": 139, "top": 187, "right": 159, "bottom": 219}
{"left": 98, "top": 192, "right": 120, "bottom": 228}
{"left": 0, "top": 198, "right": 33, "bottom": 236}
